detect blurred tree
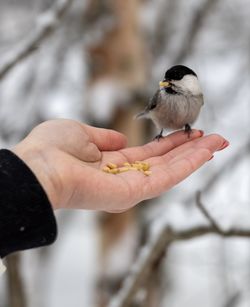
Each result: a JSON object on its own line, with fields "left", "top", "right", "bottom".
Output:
{"left": 85, "top": 0, "right": 151, "bottom": 305}
{"left": 5, "top": 254, "right": 26, "bottom": 307}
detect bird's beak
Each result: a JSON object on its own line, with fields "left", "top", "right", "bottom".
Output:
{"left": 159, "top": 81, "right": 170, "bottom": 87}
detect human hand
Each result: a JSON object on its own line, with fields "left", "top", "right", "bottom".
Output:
{"left": 12, "top": 119, "right": 229, "bottom": 212}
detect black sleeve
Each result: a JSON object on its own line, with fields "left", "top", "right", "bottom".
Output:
{"left": 0, "top": 149, "right": 57, "bottom": 258}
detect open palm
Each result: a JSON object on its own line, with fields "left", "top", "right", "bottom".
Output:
{"left": 13, "top": 119, "right": 228, "bottom": 212}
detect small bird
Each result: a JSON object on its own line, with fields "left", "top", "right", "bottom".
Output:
{"left": 136, "top": 65, "right": 204, "bottom": 140}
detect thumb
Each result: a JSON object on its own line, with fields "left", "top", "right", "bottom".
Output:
{"left": 83, "top": 125, "right": 128, "bottom": 151}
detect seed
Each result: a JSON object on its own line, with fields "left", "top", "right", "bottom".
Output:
{"left": 144, "top": 171, "right": 152, "bottom": 176}
{"left": 107, "top": 162, "right": 117, "bottom": 169}
{"left": 109, "top": 168, "right": 120, "bottom": 174}
{"left": 123, "top": 162, "right": 131, "bottom": 167}
{"left": 102, "top": 161, "right": 151, "bottom": 176}
{"left": 119, "top": 167, "right": 130, "bottom": 173}
{"left": 128, "top": 167, "right": 138, "bottom": 171}
{"left": 142, "top": 163, "right": 150, "bottom": 171}
{"left": 102, "top": 166, "right": 111, "bottom": 173}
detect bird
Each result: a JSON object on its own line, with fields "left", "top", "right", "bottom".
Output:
{"left": 136, "top": 65, "right": 204, "bottom": 140}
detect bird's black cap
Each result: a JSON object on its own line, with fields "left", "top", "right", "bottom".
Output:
{"left": 164, "top": 65, "right": 197, "bottom": 81}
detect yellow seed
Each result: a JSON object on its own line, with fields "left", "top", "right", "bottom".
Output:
{"left": 102, "top": 166, "right": 111, "bottom": 172}
{"left": 123, "top": 162, "right": 131, "bottom": 167}
{"left": 107, "top": 162, "right": 117, "bottom": 169}
{"left": 109, "top": 168, "right": 119, "bottom": 174}
{"left": 135, "top": 162, "right": 142, "bottom": 167}
{"left": 135, "top": 161, "right": 150, "bottom": 170}
{"left": 129, "top": 167, "right": 138, "bottom": 171}
{"left": 144, "top": 170, "right": 152, "bottom": 176}
{"left": 119, "top": 167, "right": 130, "bottom": 173}
{"left": 103, "top": 161, "right": 151, "bottom": 175}
{"left": 142, "top": 164, "right": 150, "bottom": 171}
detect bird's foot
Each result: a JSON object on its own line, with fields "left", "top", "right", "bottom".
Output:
{"left": 154, "top": 129, "right": 164, "bottom": 141}
{"left": 184, "top": 124, "right": 192, "bottom": 138}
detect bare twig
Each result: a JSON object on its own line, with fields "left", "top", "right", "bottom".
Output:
{"left": 108, "top": 223, "right": 250, "bottom": 307}
{"left": 5, "top": 254, "right": 27, "bottom": 307}
{"left": 223, "top": 292, "right": 241, "bottom": 307}
{"left": 185, "top": 140, "right": 250, "bottom": 206}
{"left": 196, "top": 191, "right": 222, "bottom": 233}
{"left": 108, "top": 226, "right": 172, "bottom": 307}
{"left": 152, "top": 1, "right": 178, "bottom": 57}
{"left": 202, "top": 140, "right": 250, "bottom": 194}
{"left": 172, "top": 0, "right": 218, "bottom": 63}
{"left": 0, "top": 0, "right": 73, "bottom": 80}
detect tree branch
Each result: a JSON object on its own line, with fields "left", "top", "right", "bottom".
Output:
{"left": 202, "top": 140, "right": 250, "bottom": 194}
{"left": 151, "top": 1, "right": 178, "bottom": 58}
{"left": 185, "top": 140, "right": 250, "bottom": 206}
{"left": 5, "top": 254, "right": 27, "bottom": 307}
{"left": 108, "top": 222, "right": 250, "bottom": 307}
{"left": 196, "top": 190, "right": 222, "bottom": 233}
{"left": 0, "top": 0, "right": 73, "bottom": 80}
{"left": 172, "top": 0, "right": 218, "bottom": 63}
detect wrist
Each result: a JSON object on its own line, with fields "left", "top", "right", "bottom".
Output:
{"left": 11, "top": 141, "right": 60, "bottom": 210}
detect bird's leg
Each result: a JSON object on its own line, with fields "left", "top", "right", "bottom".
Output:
{"left": 184, "top": 124, "right": 192, "bottom": 138}
{"left": 154, "top": 129, "right": 164, "bottom": 141}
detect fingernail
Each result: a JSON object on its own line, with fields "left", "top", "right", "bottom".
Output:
{"left": 199, "top": 130, "right": 204, "bottom": 137}
{"left": 219, "top": 140, "right": 230, "bottom": 151}
{"left": 208, "top": 155, "right": 214, "bottom": 161}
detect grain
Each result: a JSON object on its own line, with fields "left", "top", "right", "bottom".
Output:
{"left": 107, "top": 162, "right": 117, "bottom": 169}
{"left": 102, "top": 161, "right": 152, "bottom": 176}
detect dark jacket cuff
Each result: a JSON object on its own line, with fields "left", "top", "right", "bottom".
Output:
{"left": 0, "top": 149, "right": 57, "bottom": 258}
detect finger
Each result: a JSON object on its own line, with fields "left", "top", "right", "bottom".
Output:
{"left": 144, "top": 147, "right": 212, "bottom": 199}
{"left": 143, "top": 134, "right": 226, "bottom": 199}
{"left": 100, "top": 134, "right": 227, "bottom": 206}
{"left": 166, "top": 134, "right": 228, "bottom": 166}
{"left": 146, "top": 134, "right": 227, "bottom": 167}
{"left": 79, "top": 142, "right": 102, "bottom": 162}
{"left": 119, "top": 129, "right": 203, "bottom": 162}
{"left": 84, "top": 125, "right": 128, "bottom": 151}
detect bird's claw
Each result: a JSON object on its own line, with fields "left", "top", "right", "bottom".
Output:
{"left": 154, "top": 129, "right": 164, "bottom": 141}
{"left": 154, "top": 134, "right": 163, "bottom": 142}
{"left": 184, "top": 124, "right": 192, "bottom": 138}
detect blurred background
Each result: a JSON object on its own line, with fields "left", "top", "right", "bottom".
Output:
{"left": 0, "top": 0, "right": 250, "bottom": 306}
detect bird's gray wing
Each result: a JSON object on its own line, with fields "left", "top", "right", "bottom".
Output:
{"left": 135, "top": 90, "right": 160, "bottom": 119}
{"left": 146, "top": 89, "right": 160, "bottom": 111}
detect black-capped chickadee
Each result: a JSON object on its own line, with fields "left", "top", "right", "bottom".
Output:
{"left": 136, "top": 65, "right": 204, "bottom": 140}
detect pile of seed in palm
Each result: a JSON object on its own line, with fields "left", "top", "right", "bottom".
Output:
{"left": 102, "top": 161, "right": 152, "bottom": 176}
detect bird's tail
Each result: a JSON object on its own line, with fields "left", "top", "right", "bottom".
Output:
{"left": 134, "top": 110, "right": 148, "bottom": 120}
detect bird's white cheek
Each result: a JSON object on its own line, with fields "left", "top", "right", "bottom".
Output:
{"left": 175, "top": 75, "right": 202, "bottom": 95}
